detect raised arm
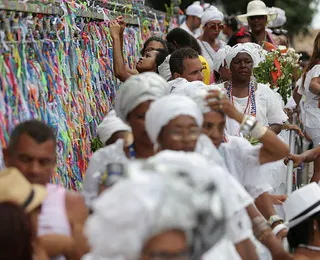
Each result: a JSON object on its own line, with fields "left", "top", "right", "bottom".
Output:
{"left": 110, "top": 20, "right": 137, "bottom": 82}
{"left": 207, "top": 90, "right": 289, "bottom": 165}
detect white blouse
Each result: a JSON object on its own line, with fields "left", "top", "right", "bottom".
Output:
{"left": 198, "top": 39, "right": 226, "bottom": 73}
{"left": 226, "top": 83, "right": 288, "bottom": 136}
{"left": 220, "top": 136, "right": 272, "bottom": 199}
{"left": 302, "top": 65, "right": 320, "bottom": 128}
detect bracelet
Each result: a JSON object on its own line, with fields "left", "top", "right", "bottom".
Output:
{"left": 272, "top": 223, "right": 288, "bottom": 236}
{"left": 252, "top": 216, "right": 271, "bottom": 240}
{"left": 267, "top": 215, "right": 284, "bottom": 227}
{"left": 250, "top": 121, "right": 268, "bottom": 139}
{"left": 240, "top": 115, "right": 257, "bottom": 135}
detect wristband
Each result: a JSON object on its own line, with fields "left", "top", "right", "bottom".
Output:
{"left": 240, "top": 115, "right": 257, "bottom": 135}
{"left": 250, "top": 121, "right": 268, "bottom": 139}
{"left": 267, "top": 214, "right": 284, "bottom": 227}
{"left": 272, "top": 223, "right": 288, "bottom": 236}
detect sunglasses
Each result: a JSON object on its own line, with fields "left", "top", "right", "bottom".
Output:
{"left": 206, "top": 23, "right": 224, "bottom": 30}
{"left": 248, "top": 15, "right": 266, "bottom": 21}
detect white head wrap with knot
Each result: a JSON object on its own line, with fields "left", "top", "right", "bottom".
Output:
{"left": 201, "top": 5, "right": 224, "bottom": 26}
{"left": 171, "top": 81, "right": 225, "bottom": 113}
{"left": 224, "top": 43, "right": 267, "bottom": 69}
{"left": 97, "top": 110, "right": 132, "bottom": 145}
{"left": 84, "top": 151, "right": 226, "bottom": 260}
{"left": 158, "top": 55, "right": 171, "bottom": 81}
{"left": 145, "top": 95, "right": 203, "bottom": 144}
{"left": 268, "top": 7, "right": 287, "bottom": 28}
{"left": 115, "top": 72, "right": 169, "bottom": 122}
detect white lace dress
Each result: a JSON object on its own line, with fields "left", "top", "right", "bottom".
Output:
{"left": 225, "top": 83, "right": 288, "bottom": 215}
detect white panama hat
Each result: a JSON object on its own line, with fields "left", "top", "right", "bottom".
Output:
{"left": 237, "top": 0, "right": 278, "bottom": 23}
{"left": 283, "top": 183, "right": 320, "bottom": 228}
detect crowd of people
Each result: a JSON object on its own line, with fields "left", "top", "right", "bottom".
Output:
{"left": 1, "top": 0, "right": 320, "bottom": 259}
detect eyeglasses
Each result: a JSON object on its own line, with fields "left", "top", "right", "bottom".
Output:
{"left": 168, "top": 127, "right": 201, "bottom": 142}
{"left": 248, "top": 15, "right": 266, "bottom": 21}
{"left": 206, "top": 23, "right": 224, "bottom": 30}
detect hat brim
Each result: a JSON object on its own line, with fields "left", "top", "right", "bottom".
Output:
{"left": 286, "top": 205, "right": 320, "bottom": 228}
{"left": 25, "top": 184, "right": 47, "bottom": 213}
{"left": 237, "top": 11, "right": 278, "bottom": 23}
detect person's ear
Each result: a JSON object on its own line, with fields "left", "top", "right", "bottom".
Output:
{"left": 173, "top": 72, "right": 181, "bottom": 79}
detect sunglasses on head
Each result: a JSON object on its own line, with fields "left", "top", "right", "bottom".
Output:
{"left": 206, "top": 23, "right": 224, "bottom": 30}
{"left": 248, "top": 15, "right": 266, "bottom": 20}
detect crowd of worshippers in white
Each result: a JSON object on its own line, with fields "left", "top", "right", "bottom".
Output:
{"left": 77, "top": 37, "right": 318, "bottom": 260}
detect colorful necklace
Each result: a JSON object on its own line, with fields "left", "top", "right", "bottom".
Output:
{"left": 226, "top": 80, "right": 257, "bottom": 117}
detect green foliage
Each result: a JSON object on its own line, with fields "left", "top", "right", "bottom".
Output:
{"left": 91, "top": 137, "right": 103, "bottom": 153}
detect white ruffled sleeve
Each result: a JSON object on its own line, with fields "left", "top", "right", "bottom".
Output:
{"left": 264, "top": 85, "right": 288, "bottom": 125}
{"left": 223, "top": 137, "right": 272, "bottom": 199}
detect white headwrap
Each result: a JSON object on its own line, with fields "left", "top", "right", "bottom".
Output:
{"left": 171, "top": 81, "right": 225, "bottom": 113}
{"left": 85, "top": 151, "right": 226, "bottom": 260}
{"left": 224, "top": 43, "right": 266, "bottom": 69}
{"left": 158, "top": 55, "right": 171, "bottom": 81}
{"left": 268, "top": 7, "right": 287, "bottom": 28}
{"left": 145, "top": 95, "right": 203, "bottom": 144}
{"left": 201, "top": 5, "right": 224, "bottom": 26}
{"left": 97, "top": 110, "right": 132, "bottom": 145}
{"left": 115, "top": 72, "right": 169, "bottom": 122}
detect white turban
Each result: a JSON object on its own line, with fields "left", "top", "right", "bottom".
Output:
{"left": 145, "top": 95, "right": 203, "bottom": 144}
{"left": 268, "top": 7, "right": 287, "bottom": 28}
{"left": 201, "top": 5, "right": 224, "bottom": 26}
{"left": 115, "top": 72, "right": 169, "bottom": 122}
{"left": 224, "top": 43, "right": 266, "bottom": 69}
{"left": 158, "top": 55, "right": 171, "bottom": 81}
{"left": 171, "top": 81, "right": 225, "bottom": 113}
{"left": 97, "top": 110, "right": 132, "bottom": 145}
{"left": 85, "top": 152, "right": 226, "bottom": 260}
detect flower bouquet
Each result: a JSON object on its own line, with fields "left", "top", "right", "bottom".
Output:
{"left": 253, "top": 45, "right": 301, "bottom": 104}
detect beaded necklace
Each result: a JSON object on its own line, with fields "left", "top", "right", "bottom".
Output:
{"left": 226, "top": 80, "right": 257, "bottom": 117}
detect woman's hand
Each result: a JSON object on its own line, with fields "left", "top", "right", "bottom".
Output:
{"left": 206, "top": 90, "right": 244, "bottom": 123}
{"left": 116, "top": 16, "right": 126, "bottom": 36}
{"left": 269, "top": 194, "right": 288, "bottom": 205}
{"left": 284, "top": 154, "right": 304, "bottom": 168}
{"left": 283, "top": 124, "right": 304, "bottom": 137}
{"left": 109, "top": 20, "right": 121, "bottom": 39}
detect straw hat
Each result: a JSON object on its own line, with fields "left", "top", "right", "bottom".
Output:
{"left": 237, "top": 0, "right": 278, "bottom": 23}
{"left": 0, "top": 168, "right": 47, "bottom": 212}
{"left": 283, "top": 183, "right": 320, "bottom": 228}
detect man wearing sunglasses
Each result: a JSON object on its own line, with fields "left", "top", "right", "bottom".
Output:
{"left": 237, "top": 0, "right": 278, "bottom": 47}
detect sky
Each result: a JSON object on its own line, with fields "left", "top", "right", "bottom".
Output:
{"left": 312, "top": 3, "right": 320, "bottom": 29}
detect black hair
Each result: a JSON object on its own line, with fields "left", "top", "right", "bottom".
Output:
{"left": 141, "top": 36, "right": 168, "bottom": 56}
{"left": 155, "top": 48, "right": 170, "bottom": 73}
{"left": 227, "top": 29, "right": 257, "bottom": 47}
{"left": 224, "top": 15, "right": 238, "bottom": 32}
{"left": 0, "top": 203, "right": 33, "bottom": 260}
{"left": 166, "top": 28, "right": 202, "bottom": 55}
{"left": 169, "top": 47, "right": 199, "bottom": 76}
{"left": 287, "top": 211, "right": 320, "bottom": 251}
{"left": 8, "top": 120, "right": 56, "bottom": 154}
{"left": 166, "top": 28, "right": 194, "bottom": 54}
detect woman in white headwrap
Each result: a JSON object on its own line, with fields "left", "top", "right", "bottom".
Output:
{"left": 97, "top": 110, "right": 132, "bottom": 147}
{"left": 223, "top": 43, "right": 291, "bottom": 216}
{"left": 83, "top": 72, "right": 169, "bottom": 206}
{"left": 171, "top": 81, "right": 291, "bottom": 259}
{"left": 83, "top": 152, "right": 231, "bottom": 260}
{"left": 145, "top": 94, "right": 263, "bottom": 259}
{"left": 197, "top": 5, "right": 226, "bottom": 80}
